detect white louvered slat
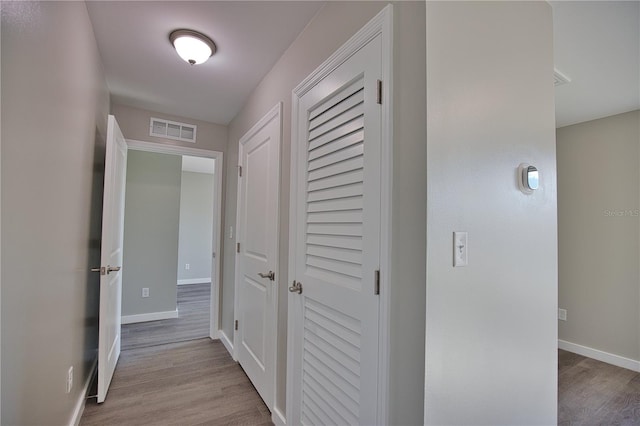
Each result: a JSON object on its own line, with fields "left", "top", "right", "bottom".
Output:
{"left": 307, "top": 244, "right": 363, "bottom": 264}
{"left": 308, "top": 130, "right": 364, "bottom": 161}
{"left": 307, "top": 169, "right": 363, "bottom": 193}
{"left": 308, "top": 156, "right": 364, "bottom": 182}
{"left": 308, "top": 142, "right": 363, "bottom": 172}
{"left": 307, "top": 209, "right": 363, "bottom": 224}
{"left": 309, "top": 78, "right": 365, "bottom": 121}
{"left": 307, "top": 197, "right": 363, "bottom": 213}
{"left": 306, "top": 234, "right": 363, "bottom": 250}
{"left": 308, "top": 102, "right": 364, "bottom": 141}
{"left": 308, "top": 116, "right": 364, "bottom": 151}
{"left": 309, "top": 89, "right": 364, "bottom": 132}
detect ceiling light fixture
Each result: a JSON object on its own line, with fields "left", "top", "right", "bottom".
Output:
{"left": 169, "top": 29, "right": 216, "bottom": 65}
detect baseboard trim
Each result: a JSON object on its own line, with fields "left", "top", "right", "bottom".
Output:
{"left": 219, "top": 329, "right": 234, "bottom": 359}
{"left": 272, "top": 406, "right": 286, "bottom": 426}
{"left": 69, "top": 353, "right": 97, "bottom": 426}
{"left": 121, "top": 310, "right": 178, "bottom": 324}
{"left": 177, "top": 278, "right": 211, "bottom": 285}
{"left": 559, "top": 339, "right": 640, "bottom": 372}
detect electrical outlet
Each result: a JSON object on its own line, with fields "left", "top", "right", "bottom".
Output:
{"left": 185, "top": 263, "right": 190, "bottom": 270}
{"left": 142, "top": 288, "right": 149, "bottom": 298}
{"left": 66, "top": 366, "right": 73, "bottom": 394}
{"left": 558, "top": 309, "right": 567, "bottom": 321}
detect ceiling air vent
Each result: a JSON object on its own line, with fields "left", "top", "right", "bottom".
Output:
{"left": 554, "top": 68, "right": 571, "bottom": 86}
{"left": 150, "top": 117, "right": 197, "bottom": 143}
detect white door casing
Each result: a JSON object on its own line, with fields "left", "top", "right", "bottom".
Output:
{"left": 287, "top": 7, "right": 393, "bottom": 425}
{"left": 235, "top": 103, "right": 282, "bottom": 411}
{"left": 97, "top": 115, "right": 128, "bottom": 403}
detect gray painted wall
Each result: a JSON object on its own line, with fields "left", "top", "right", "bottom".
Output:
{"left": 557, "top": 110, "right": 640, "bottom": 361}
{"left": 425, "top": 2, "right": 557, "bottom": 424}
{"left": 1, "top": 2, "right": 110, "bottom": 424}
{"left": 122, "top": 151, "right": 182, "bottom": 317}
{"left": 111, "top": 103, "right": 228, "bottom": 153}
{"left": 178, "top": 171, "right": 215, "bottom": 283}
{"left": 223, "top": 2, "right": 426, "bottom": 423}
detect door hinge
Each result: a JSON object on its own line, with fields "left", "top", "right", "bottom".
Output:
{"left": 376, "top": 80, "right": 383, "bottom": 105}
{"left": 238, "top": 165, "right": 242, "bottom": 177}
{"left": 235, "top": 320, "right": 238, "bottom": 331}
{"left": 237, "top": 242, "right": 240, "bottom": 253}
{"left": 374, "top": 269, "right": 380, "bottom": 295}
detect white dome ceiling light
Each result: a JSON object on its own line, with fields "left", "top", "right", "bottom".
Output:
{"left": 169, "top": 29, "right": 216, "bottom": 65}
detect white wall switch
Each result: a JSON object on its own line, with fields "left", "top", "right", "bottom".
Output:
{"left": 66, "top": 366, "right": 73, "bottom": 394}
{"left": 185, "top": 263, "right": 190, "bottom": 270}
{"left": 558, "top": 309, "right": 567, "bottom": 321}
{"left": 229, "top": 226, "right": 233, "bottom": 239}
{"left": 142, "top": 288, "right": 149, "bottom": 298}
{"left": 453, "top": 232, "right": 468, "bottom": 267}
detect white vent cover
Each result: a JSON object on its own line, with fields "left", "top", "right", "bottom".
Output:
{"left": 554, "top": 68, "right": 571, "bottom": 86}
{"left": 150, "top": 117, "right": 197, "bottom": 143}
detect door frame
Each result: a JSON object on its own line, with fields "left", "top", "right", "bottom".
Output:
{"left": 232, "top": 102, "right": 282, "bottom": 405}
{"left": 286, "top": 5, "right": 393, "bottom": 425}
{"left": 125, "top": 138, "right": 224, "bottom": 339}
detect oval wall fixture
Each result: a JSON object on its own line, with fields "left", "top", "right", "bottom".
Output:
{"left": 169, "top": 29, "right": 217, "bottom": 65}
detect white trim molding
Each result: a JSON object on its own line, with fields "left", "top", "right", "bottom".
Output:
{"left": 121, "top": 310, "right": 178, "bottom": 324}
{"left": 69, "top": 353, "right": 98, "bottom": 426}
{"left": 219, "top": 329, "right": 235, "bottom": 359}
{"left": 287, "top": 5, "right": 393, "bottom": 425}
{"left": 272, "top": 407, "right": 287, "bottom": 426}
{"left": 177, "top": 278, "right": 211, "bottom": 285}
{"left": 559, "top": 339, "right": 640, "bottom": 372}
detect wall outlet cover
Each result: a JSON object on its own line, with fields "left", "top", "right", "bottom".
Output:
{"left": 558, "top": 309, "right": 567, "bottom": 321}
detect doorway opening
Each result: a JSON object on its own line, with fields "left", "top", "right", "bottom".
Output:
{"left": 120, "top": 140, "right": 223, "bottom": 350}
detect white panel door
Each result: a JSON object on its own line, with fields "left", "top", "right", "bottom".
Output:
{"left": 97, "top": 115, "right": 128, "bottom": 403}
{"left": 236, "top": 105, "right": 281, "bottom": 411}
{"left": 290, "top": 35, "right": 382, "bottom": 425}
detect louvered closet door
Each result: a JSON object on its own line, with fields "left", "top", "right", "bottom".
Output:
{"left": 291, "top": 34, "right": 382, "bottom": 426}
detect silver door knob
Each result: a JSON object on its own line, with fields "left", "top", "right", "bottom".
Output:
{"left": 258, "top": 271, "right": 275, "bottom": 281}
{"left": 288, "top": 281, "right": 302, "bottom": 294}
{"left": 107, "top": 265, "right": 121, "bottom": 274}
{"left": 91, "top": 267, "right": 106, "bottom": 275}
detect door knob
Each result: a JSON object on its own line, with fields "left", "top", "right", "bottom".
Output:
{"left": 91, "top": 267, "right": 106, "bottom": 275}
{"left": 288, "top": 281, "right": 302, "bottom": 294}
{"left": 258, "top": 271, "right": 275, "bottom": 281}
{"left": 106, "top": 265, "right": 121, "bottom": 274}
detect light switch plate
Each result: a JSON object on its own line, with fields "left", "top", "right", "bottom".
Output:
{"left": 453, "top": 232, "right": 468, "bottom": 267}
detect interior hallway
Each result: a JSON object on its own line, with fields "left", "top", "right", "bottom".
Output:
{"left": 81, "top": 339, "right": 272, "bottom": 426}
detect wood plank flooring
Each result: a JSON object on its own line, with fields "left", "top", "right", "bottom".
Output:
{"left": 122, "top": 283, "right": 211, "bottom": 350}
{"left": 81, "top": 339, "right": 273, "bottom": 426}
{"left": 559, "top": 349, "right": 640, "bottom": 425}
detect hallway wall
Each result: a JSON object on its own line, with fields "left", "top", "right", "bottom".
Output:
{"left": 122, "top": 151, "right": 182, "bottom": 318}
{"left": 557, "top": 110, "right": 640, "bottom": 363}
{"left": 425, "top": 2, "right": 557, "bottom": 424}
{"left": 1, "top": 2, "right": 110, "bottom": 424}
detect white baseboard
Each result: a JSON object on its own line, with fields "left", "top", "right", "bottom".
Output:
{"left": 219, "top": 329, "right": 234, "bottom": 359}
{"left": 69, "top": 353, "right": 97, "bottom": 426}
{"left": 559, "top": 339, "right": 640, "bottom": 372}
{"left": 122, "top": 310, "right": 178, "bottom": 324}
{"left": 177, "top": 278, "right": 211, "bottom": 285}
{"left": 272, "top": 406, "right": 286, "bottom": 426}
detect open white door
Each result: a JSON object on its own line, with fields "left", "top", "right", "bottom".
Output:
{"left": 288, "top": 12, "right": 390, "bottom": 424}
{"left": 96, "top": 115, "right": 128, "bottom": 403}
{"left": 235, "top": 104, "right": 281, "bottom": 411}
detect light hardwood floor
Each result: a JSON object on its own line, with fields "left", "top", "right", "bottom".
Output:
{"left": 81, "top": 339, "right": 273, "bottom": 426}
{"left": 122, "top": 283, "right": 211, "bottom": 350}
{"left": 559, "top": 349, "right": 640, "bottom": 425}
